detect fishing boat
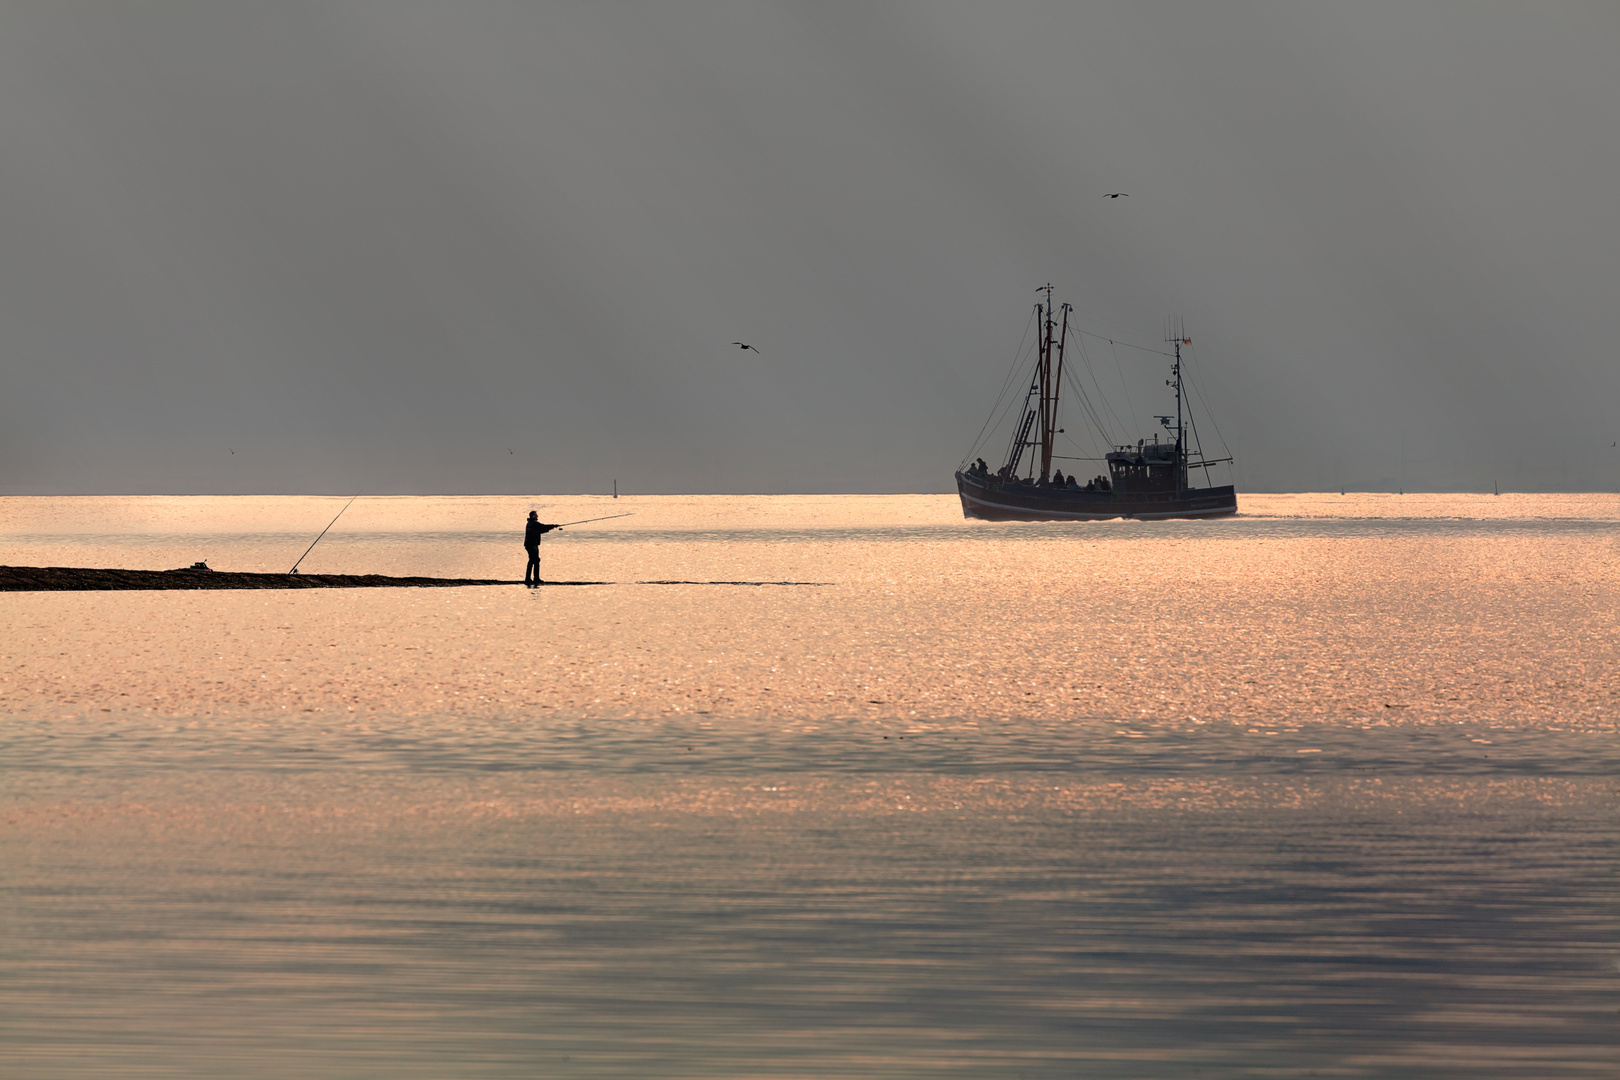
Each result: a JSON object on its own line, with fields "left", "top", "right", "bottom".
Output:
{"left": 955, "top": 285, "right": 1237, "bottom": 521}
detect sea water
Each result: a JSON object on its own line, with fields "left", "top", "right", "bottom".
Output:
{"left": 1, "top": 494, "right": 1615, "bottom": 1077}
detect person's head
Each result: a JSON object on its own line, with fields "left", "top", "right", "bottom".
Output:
{"left": 528, "top": 511, "right": 538, "bottom": 521}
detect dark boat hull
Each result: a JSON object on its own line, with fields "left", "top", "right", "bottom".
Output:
{"left": 955, "top": 472, "right": 1237, "bottom": 522}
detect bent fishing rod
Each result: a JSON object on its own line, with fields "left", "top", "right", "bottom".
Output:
{"left": 288, "top": 492, "right": 363, "bottom": 574}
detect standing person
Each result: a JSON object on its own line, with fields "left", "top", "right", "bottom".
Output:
{"left": 524, "top": 511, "right": 558, "bottom": 586}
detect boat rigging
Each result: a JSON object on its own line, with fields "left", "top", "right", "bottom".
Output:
{"left": 955, "top": 287, "right": 1237, "bottom": 521}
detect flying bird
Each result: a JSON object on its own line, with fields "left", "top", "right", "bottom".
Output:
{"left": 1104, "top": 192, "right": 1128, "bottom": 198}
{"left": 732, "top": 342, "right": 760, "bottom": 353}
{"left": 229, "top": 448, "right": 235, "bottom": 454}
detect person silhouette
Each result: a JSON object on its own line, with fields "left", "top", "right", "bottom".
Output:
{"left": 524, "top": 511, "right": 558, "bottom": 586}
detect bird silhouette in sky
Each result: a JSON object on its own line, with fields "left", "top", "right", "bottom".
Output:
{"left": 732, "top": 342, "right": 760, "bottom": 353}
{"left": 508, "top": 448, "right": 514, "bottom": 454}
{"left": 1104, "top": 192, "right": 1128, "bottom": 198}
{"left": 229, "top": 448, "right": 235, "bottom": 454}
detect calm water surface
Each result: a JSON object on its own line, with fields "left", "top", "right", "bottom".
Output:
{"left": 2, "top": 495, "right": 1616, "bottom": 1077}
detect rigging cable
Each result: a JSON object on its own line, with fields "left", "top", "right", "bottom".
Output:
{"left": 1072, "top": 332, "right": 1127, "bottom": 439}
{"left": 1002, "top": 374, "right": 1042, "bottom": 478}
{"left": 1076, "top": 329, "right": 1180, "bottom": 359}
{"left": 1183, "top": 391, "right": 1207, "bottom": 488}
{"left": 1054, "top": 433, "right": 1106, "bottom": 466}
{"left": 1052, "top": 373, "right": 1104, "bottom": 463}
{"left": 962, "top": 306, "right": 1038, "bottom": 467}
{"left": 987, "top": 348, "right": 1042, "bottom": 472}
{"left": 1105, "top": 338, "right": 1138, "bottom": 430}
{"left": 1182, "top": 379, "right": 1223, "bottom": 489}
{"left": 1056, "top": 325, "right": 1108, "bottom": 453}
{"left": 1180, "top": 340, "right": 1238, "bottom": 488}
{"left": 1059, "top": 353, "right": 1114, "bottom": 453}
{"left": 1050, "top": 323, "right": 1111, "bottom": 455}
{"left": 961, "top": 309, "right": 1238, "bottom": 487}
{"left": 1056, "top": 410, "right": 1103, "bottom": 462}
{"left": 1179, "top": 341, "right": 1232, "bottom": 460}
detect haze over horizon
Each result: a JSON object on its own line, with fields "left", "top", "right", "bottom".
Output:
{"left": 2, "top": 3, "right": 1617, "bottom": 496}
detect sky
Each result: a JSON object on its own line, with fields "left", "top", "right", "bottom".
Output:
{"left": 1, "top": 2, "right": 1617, "bottom": 495}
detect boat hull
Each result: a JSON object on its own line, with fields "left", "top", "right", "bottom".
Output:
{"left": 955, "top": 472, "right": 1237, "bottom": 522}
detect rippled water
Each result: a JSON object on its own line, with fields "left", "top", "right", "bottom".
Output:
{"left": 2, "top": 495, "right": 1616, "bottom": 1077}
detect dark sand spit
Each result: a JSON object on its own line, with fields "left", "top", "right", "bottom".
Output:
{"left": 0, "top": 565, "right": 575, "bottom": 591}
{"left": 0, "top": 567, "right": 825, "bottom": 591}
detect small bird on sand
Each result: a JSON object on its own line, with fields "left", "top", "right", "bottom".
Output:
{"left": 732, "top": 342, "right": 760, "bottom": 353}
{"left": 1104, "top": 192, "right": 1128, "bottom": 198}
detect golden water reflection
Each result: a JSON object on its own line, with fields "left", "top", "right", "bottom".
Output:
{"left": 2, "top": 495, "right": 1616, "bottom": 1076}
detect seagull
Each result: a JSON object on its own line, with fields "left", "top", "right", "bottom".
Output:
{"left": 732, "top": 342, "right": 760, "bottom": 353}
{"left": 508, "top": 448, "right": 514, "bottom": 454}
{"left": 1104, "top": 192, "right": 1128, "bottom": 199}
{"left": 229, "top": 448, "right": 235, "bottom": 454}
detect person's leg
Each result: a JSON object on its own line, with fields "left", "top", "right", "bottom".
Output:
{"left": 525, "top": 547, "right": 539, "bottom": 584}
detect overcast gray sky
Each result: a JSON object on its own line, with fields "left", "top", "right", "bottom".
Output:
{"left": 2, "top": 2, "right": 1617, "bottom": 494}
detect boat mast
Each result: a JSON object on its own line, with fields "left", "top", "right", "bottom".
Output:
{"left": 1002, "top": 297, "right": 1042, "bottom": 480}
{"left": 1041, "top": 297, "right": 1070, "bottom": 482}
{"left": 1038, "top": 283, "right": 1054, "bottom": 482}
{"left": 1167, "top": 320, "right": 1189, "bottom": 494}
{"left": 1175, "top": 337, "right": 1183, "bottom": 494}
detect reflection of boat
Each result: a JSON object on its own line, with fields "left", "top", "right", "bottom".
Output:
{"left": 955, "top": 286, "right": 1237, "bottom": 521}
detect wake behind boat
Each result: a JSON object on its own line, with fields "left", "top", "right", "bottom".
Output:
{"left": 955, "top": 286, "right": 1237, "bottom": 521}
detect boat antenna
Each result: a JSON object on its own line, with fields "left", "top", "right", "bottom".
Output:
{"left": 288, "top": 492, "right": 363, "bottom": 575}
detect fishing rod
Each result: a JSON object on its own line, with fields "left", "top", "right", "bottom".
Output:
{"left": 552, "top": 512, "right": 634, "bottom": 528}
{"left": 288, "top": 492, "right": 363, "bottom": 574}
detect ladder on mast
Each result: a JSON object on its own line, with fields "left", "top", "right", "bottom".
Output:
{"left": 1005, "top": 405, "right": 1038, "bottom": 478}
